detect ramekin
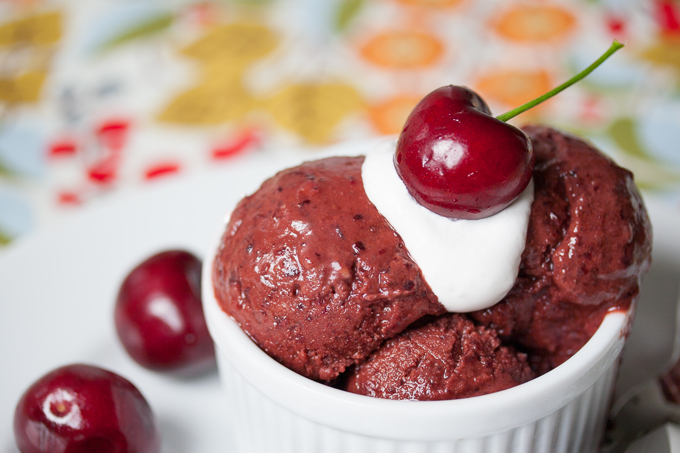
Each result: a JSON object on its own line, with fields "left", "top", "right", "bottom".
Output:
{"left": 203, "top": 233, "right": 631, "bottom": 453}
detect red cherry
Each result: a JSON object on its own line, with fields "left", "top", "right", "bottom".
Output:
{"left": 14, "top": 364, "right": 160, "bottom": 453}
{"left": 115, "top": 250, "right": 215, "bottom": 374}
{"left": 395, "top": 86, "right": 534, "bottom": 220}
{"left": 393, "top": 42, "right": 626, "bottom": 219}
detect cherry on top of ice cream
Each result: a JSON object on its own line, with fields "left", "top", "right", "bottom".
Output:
{"left": 394, "top": 41, "right": 624, "bottom": 220}
{"left": 394, "top": 86, "right": 534, "bottom": 220}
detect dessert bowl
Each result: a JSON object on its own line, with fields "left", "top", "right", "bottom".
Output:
{"left": 202, "top": 226, "right": 632, "bottom": 453}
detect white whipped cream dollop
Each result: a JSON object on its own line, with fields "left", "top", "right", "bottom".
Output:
{"left": 361, "top": 140, "right": 534, "bottom": 313}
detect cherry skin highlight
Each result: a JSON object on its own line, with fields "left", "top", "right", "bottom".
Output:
{"left": 14, "top": 364, "right": 160, "bottom": 453}
{"left": 115, "top": 250, "right": 215, "bottom": 374}
{"left": 395, "top": 85, "right": 534, "bottom": 220}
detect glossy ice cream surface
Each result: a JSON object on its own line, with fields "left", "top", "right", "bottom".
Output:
{"left": 346, "top": 314, "right": 535, "bottom": 400}
{"left": 212, "top": 126, "right": 652, "bottom": 400}
{"left": 212, "top": 156, "right": 444, "bottom": 382}
{"left": 470, "top": 126, "right": 652, "bottom": 373}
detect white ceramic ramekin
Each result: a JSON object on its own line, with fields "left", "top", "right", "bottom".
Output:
{"left": 203, "top": 238, "right": 631, "bottom": 453}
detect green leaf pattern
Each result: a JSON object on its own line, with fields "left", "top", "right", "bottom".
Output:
{"left": 335, "top": 0, "right": 364, "bottom": 32}
{"left": 607, "top": 117, "right": 653, "bottom": 162}
{"left": 0, "top": 229, "right": 9, "bottom": 246}
{"left": 607, "top": 117, "right": 680, "bottom": 189}
{"left": 97, "top": 13, "right": 175, "bottom": 53}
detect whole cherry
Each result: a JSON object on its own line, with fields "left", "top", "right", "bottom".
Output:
{"left": 115, "top": 250, "right": 215, "bottom": 375}
{"left": 395, "top": 85, "right": 533, "bottom": 220}
{"left": 395, "top": 41, "right": 625, "bottom": 220}
{"left": 14, "top": 364, "right": 160, "bottom": 453}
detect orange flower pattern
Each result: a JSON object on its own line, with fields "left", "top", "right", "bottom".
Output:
{"left": 492, "top": 4, "right": 576, "bottom": 43}
{"left": 0, "top": 0, "right": 679, "bottom": 245}
{"left": 360, "top": 30, "right": 444, "bottom": 69}
{"left": 368, "top": 95, "right": 423, "bottom": 135}
{"left": 475, "top": 70, "right": 553, "bottom": 121}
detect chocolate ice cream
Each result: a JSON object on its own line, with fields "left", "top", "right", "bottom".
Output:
{"left": 346, "top": 314, "right": 534, "bottom": 400}
{"left": 470, "top": 126, "right": 652, "bottom": 372}
{"left": 212, "top": 126, "right": 652, "bottom": 399}
{"left": 212, "top": 157, "right": 444, "bottom": 382}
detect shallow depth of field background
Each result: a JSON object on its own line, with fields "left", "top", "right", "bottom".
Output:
{"left": 0, "top": 0, "right": 679, "bottom": 248}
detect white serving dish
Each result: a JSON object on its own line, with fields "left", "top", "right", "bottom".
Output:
{"left": 203, "top": 229, "right": 631, "bottom": 453}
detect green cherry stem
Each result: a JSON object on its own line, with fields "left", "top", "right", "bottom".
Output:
{"left": 496, "top": 40, "right": 625, "bottom": 123}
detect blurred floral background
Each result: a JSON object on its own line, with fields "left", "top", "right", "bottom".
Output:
{"left": 0, "top": 0, "right": 679, "bottom": 248}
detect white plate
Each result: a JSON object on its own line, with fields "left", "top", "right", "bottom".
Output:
{"left": 1, "top": 140, "right": 679, "bottom": 453}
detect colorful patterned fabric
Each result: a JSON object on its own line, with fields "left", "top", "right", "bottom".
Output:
{"left": 0, "top": 0, "right": 679, "bottom": 247}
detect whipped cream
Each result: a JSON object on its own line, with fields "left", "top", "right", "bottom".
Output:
{"left": 362, "top": 140, "right": 534, "bottom": 313}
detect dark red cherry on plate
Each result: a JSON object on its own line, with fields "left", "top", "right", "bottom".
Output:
{"left": 394, "top": 85, "right": 534, "bottom": 220}
{"left": 115, "top": 250, "right": 215, "bottom": 375}
{"left": 14, "top": 364, "right": 160, "bottom": 453}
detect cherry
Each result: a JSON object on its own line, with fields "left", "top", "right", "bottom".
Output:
{"left": 115, "top": 250, "right": 215, "bottom": 374}
{"left": 14, "top": 364, "right": 160, "bottom": 453}
{"left": 394, "top": 41, "right": 625, "bottom": 220}
{"left": 395, "top": 85, "right": 533, "bottom": 219}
